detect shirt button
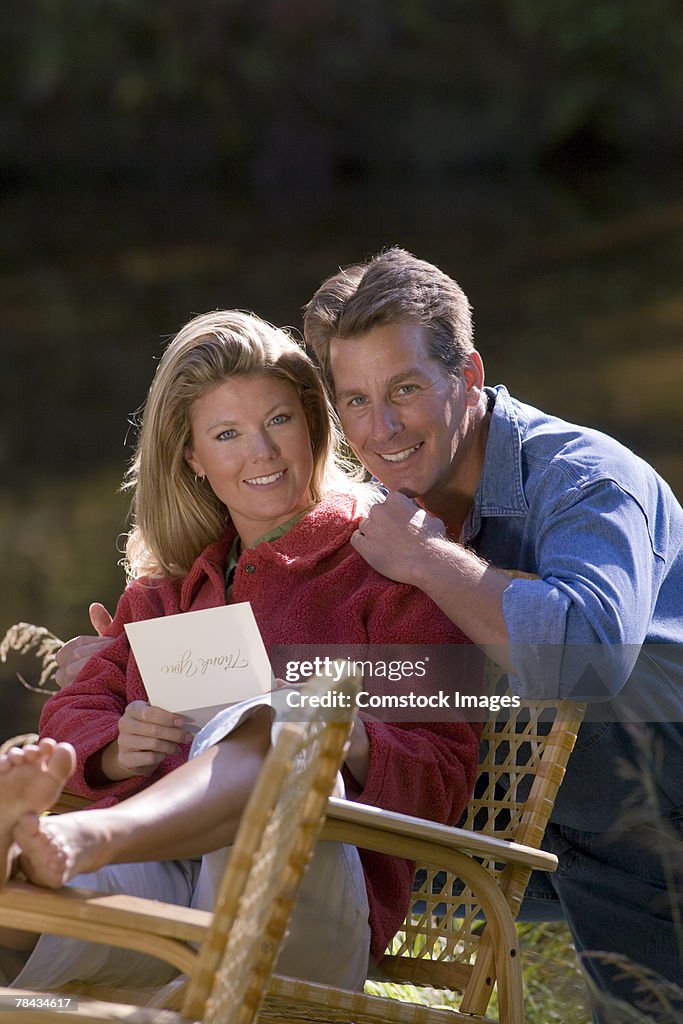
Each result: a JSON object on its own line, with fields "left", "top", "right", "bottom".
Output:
{"left": 245, "top": 563, "right": 256, "bottom": 574}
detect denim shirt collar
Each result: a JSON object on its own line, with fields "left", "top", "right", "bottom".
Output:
{"left": 462, "top": 385, "right": 529, "bottom": 544}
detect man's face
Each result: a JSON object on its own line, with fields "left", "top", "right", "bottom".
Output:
{"left": 329, "top": 322, "right": 479, "bottom": 501}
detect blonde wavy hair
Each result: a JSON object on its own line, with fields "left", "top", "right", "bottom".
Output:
{"left": 123, "top": 310, "right": 351, "bottom": 579}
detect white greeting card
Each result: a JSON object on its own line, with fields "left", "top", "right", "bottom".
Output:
{"left": 125, "top": 602, "right": 273, "bottom": 729}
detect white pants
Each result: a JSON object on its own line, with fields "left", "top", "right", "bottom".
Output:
{"left": 11, "top": 698, "right": 371, "bottom": 991}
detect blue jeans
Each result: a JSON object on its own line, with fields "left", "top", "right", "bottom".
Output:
{"left": 520, "top": 816, "right": 683, "bottom": 1023}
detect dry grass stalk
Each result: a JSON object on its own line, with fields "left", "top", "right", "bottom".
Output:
{"left": 0, "top": 622, "right": 64, "bottom": 694}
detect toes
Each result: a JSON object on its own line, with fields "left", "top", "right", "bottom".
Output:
{"left": 4, "top": 746, "right": 35, "bottom": 766}
{"left": 36, "top": 737, "right": 58, "bottom": 758}
{"left": 4, "top": 742, "right": 53, "bottom": 767}
{"left": 47, "top": 743, "right": 77, "bottom": 785}
{"left": 0, "top": 740, "right": 75, "bottom": 786}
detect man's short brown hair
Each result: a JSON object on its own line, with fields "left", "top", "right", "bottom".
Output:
{"left": 304, "top": 247, "right": 474, "bottom": 397}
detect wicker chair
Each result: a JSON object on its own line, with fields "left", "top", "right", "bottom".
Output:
{"left": 1, "top": 672, "right": 584, "bottom": 1024}
{"left": 261, "top": 693, "right": 585, "bottom": 1024}
{"left": 0, "top": 669, "right": 361, "bottom": 1024}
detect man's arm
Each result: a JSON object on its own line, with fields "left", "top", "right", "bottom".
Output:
{"left": 352, "top": 483, "right": 664, "bottom": 702}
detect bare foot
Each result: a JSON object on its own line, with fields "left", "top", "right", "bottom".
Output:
{"left": 14, "top": 806, "right": 114, "bottom": 890}
{"left": 12, "top": 814, "right": 75, "bottom": 888}
{"left": 0, "top": 738, "right": 75, "bottom": 885}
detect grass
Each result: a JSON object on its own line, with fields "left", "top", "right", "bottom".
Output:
{"left": 514, "top": 922, "right": 592, "bottom": 1023}
{"left": 0, "top": 622, "right": 62, "bottom": 694}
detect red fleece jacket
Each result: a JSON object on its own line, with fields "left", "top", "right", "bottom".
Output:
{"left": 41, "top": 491, "right": 482, "bottom": 961}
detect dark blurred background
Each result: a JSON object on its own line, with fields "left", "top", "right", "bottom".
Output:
{"left": 2, "top": 0, "right": 683, "bottom": 735}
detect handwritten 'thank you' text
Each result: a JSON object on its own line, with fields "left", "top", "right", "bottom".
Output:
{"left": 160, "top": 649, "right": 249, "bottom": 678}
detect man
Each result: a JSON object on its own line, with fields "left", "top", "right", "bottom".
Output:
{"left": 303, "top": 248, "right": 683, "bottom": 1021}
{"left": 56, "top": 248, "right": 682, "bottom": 1018}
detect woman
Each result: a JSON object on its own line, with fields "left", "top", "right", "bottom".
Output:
{"left": 2, "top": 310, "right": 480, "bottom": 992}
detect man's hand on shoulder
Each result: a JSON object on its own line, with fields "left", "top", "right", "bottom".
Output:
{"left": 350, "top": 491, "right": 447, "bottom": 586}
{"left": 351, "top": 491, "right": 515, "bottom": 670}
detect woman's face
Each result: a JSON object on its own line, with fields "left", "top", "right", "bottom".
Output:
{"left": 185, "top": 374, "right": 315, "bottom": 548}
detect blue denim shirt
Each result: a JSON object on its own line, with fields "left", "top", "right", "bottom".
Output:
{"left": 464, "top": 386, "right": 683, "bottom": 827}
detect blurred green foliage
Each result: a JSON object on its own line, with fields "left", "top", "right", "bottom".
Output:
{"left": 3, "top": 0, "right": 683, "bottom": 188}
{"left": 367, "top": 920, "right": 592, "bottom": 1021}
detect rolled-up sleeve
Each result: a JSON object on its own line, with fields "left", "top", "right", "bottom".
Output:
{"left": 502, "top": 478, "right": 662, "bottom": 700}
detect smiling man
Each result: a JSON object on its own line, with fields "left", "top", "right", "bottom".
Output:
{"left": 303, "top": 247, "right": 683, "bottom": 1023}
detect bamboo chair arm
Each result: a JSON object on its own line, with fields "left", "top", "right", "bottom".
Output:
{"left": 323, "top": 797, "right": 557, "bottom": 873}
{"left": 0, "top": 880, "right": 212, "bottom": 977}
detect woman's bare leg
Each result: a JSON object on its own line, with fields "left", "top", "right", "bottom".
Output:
{"left": 14, "top": 708, "right": 271, "bottom": 890}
